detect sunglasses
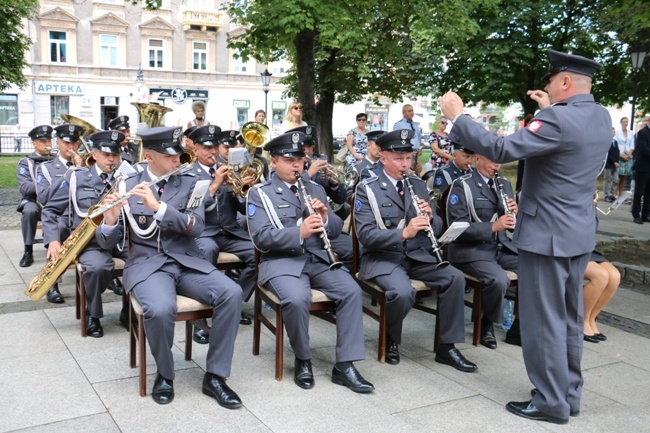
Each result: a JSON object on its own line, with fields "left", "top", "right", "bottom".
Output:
{"left": 293, "top": 106, "right": 303, "bottom": 110}
{"left": 440, "top": 121, "right": 447, "bottom": 125}
{"left": 357, "top": 118, "right": 367, "bottom": 121}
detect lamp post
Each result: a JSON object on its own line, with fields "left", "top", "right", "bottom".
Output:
{"left": 260, "top": 68, "right": 272, "bottom": 125}
{"left": 135, "top": 64, "right": 145, "bottom": 99}
{"left": 630, "top": 49, "right": 646, "bottom": 130}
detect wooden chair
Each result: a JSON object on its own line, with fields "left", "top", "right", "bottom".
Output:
{"left": 251, "top": 250, "right": 337, "bottom": 380}
{"left": 349, "top": 198, "right": 441, "bottom": 363}
{"left": 74, "top": 257, "right": 125, "bottom": 337}
{"left": 128, "top": 293, "right": 213, "bottom": 396}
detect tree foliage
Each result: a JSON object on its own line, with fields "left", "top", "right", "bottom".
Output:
{"left": 0, "top": 0, "right": 39, "bottom": 93}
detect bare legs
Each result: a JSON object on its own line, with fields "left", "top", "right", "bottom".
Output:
{"left": 583, "top": 261, "right": 620, "bottom": 336}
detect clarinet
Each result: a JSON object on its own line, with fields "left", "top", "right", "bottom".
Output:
{"left": 402, "top": 173, "right": 449, "bottom": 268}
{"left": 294, "top": 172, "right": 343, "bottom": 270}
{"left": 494, "top": 171, "right": 516, "bottom": 224}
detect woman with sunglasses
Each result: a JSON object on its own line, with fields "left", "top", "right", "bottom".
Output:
{"left": 281, "top": 102, "right": 307, "bottom": 132}
{"left": 429, "top": 116, "right": 453, "bottom": 169}
{"left": 344, "top": 113, "right": 370, "bottom": 166}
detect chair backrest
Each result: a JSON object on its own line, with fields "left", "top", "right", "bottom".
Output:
{"left": 348, "top": 193, "right": 362, "bottom": 275}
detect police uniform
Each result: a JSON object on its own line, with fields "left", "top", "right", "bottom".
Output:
{"left": 190, "top": 126, "right": 256, "bottom": 327}
{"left": 427, "top": 147, "right": 474, "bottom": 200}
{"left": 246, "top": 131, "right": 373, "bottom": 393}
{"left": 108, "top": 116, "right": 138, "bottom": 164}
{"left": 16, "top": 125, "right": 53, "bottom": 267}
{"left": 345, "top": 130, "right": 385, "bottom": 200}
{"left": 100, "top": 126, "right": 243, "bottom": 407}
{"left": 446, "top": 170, "right": 518, "bottom": 346}
{"left": 41, "top": 130, "right": 127, "bottom": 335}
{"left": 446, "top": 51, "right": 611, "bottom": 422}
{"left": 353, "top": 129, "right": 476, "bottom": 372}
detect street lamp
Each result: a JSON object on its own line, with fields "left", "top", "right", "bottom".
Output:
{"left": 260, "top": 68, "right": 272, "bottom": 125}
{"left": 135, "top": 64, "right": 145, "bottom": 96}
{"left": 630, "top": 49, "right": 646, "bottom": 130}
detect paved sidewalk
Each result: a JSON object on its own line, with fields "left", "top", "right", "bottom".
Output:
{"left": 1, "top": 192, "right": 650, "bottom": 432}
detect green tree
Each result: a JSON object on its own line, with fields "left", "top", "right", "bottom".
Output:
{"left": 0, "top": 0, "right": 39, "bottom": 92}
{"left": 224, "top": 0, "right": 486, "bottom": 156}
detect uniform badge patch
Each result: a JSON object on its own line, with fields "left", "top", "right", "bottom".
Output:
{"left": 37, "top": 174, "right": 43, "bottom": 183}
{"left": 435, "top": 177, "right": 443, "bottom": 185}
{"left": 527, "top": 120, "right": 543, "bottom": 133}
{"left": 449, "top": 194, "right": 459, "bottom": 206}
{"left": 59, "top": 180, "right": 67, "bottom": 189}
{"left": 138, "top": 216, "right": 146, "bottom": 225}
{"left": 247, "top": 204, "right": 256, "bottom": 217}
{"left": 354, "top": 199, "right": 362, "bottom": 212}
{"left": 19, "top": 166, "right": 27, "bottom": 175}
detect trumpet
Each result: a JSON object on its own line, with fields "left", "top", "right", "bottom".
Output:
{"left": 311, "top": 156, "right": 359, "bottom": 187}
{"left": 402, "top": 172, "right": 449, "bottom": 268}
{"left": 295, "top": 172, "right": 343, "bottom": 270}
{"left": 71, "top": 151, "right": 96, "bottom": 168}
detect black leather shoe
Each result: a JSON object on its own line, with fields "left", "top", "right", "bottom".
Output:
{"left": 594, "top": 332, "right": 607, "bottom": 341}
{"left": 107, "top": 277, "right": 124, "bottom": 296}
{"left": 46, "top": 285, "right": 64, "bottom": 304}
{"left": 584, "top": 334, "right": 600, "bottom": 343}
{"left": 152, "top": 373, "right": 174, "bottom": 405}
{"left": 435, "top": 347, "right": 478, "bottom": 372}
{"left": 331, "top": 364, "right": 374, "bottom": 393}
{"left": 633, "top": 217, "right": 643, "bottom": 224}
{"left": 480, "top": 322, "right": 497, "bottom": 349}
{"left": 505, "top": 331, "right": 522, "bottom": 346}
{"left": 385, "top": 340, "right": 400, "bottom": 365}
{"left": 240, "top": 312, "right": 252, "bottom": 325}
{"left": 119, "top": 306, "right": 129, "bottom": 329}
{"left": 192, "top": 318, "right": 210, "bottom": 344}
{"left": 506, "top": 400, "right": 568, "bottom": 424}
{"left": 530, "top": 389, "right": 579, "bottom": 416}
{"left": 86, "top": 316, "right": 103, "bottom": 338}
{"left": 294, "top": 359, "right": 314, "bottom": 389}
{"left": 202, "top": 372, "right": 242, "bottom": 409}
{"left": 19, "top": 252, "right": 34, "bottom": 267}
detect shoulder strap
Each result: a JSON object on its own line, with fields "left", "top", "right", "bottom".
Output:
{"left": 364, "top": 182, "right": 388, "bottom": 230}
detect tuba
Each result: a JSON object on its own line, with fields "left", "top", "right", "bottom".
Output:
{"left": 60, "top": 114, "right": 98, "bottom": 167}
{"left": 223, "top": 122, "right": 270, "bottom": 196}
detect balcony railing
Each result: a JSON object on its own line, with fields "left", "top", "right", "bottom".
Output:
{"left": 182, "top": 10, "right": 222, "bottom": 32}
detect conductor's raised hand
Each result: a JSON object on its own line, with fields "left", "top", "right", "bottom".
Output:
{"left": 527, "top": 90, "right": 550, "bottom": 109}
{"left": 438, "top": 92, "right": 464, "bottom": 120}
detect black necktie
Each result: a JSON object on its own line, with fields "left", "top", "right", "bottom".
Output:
{"left": 66, "top": 161, "right": 73, "bottom": 168}
{"left": 209, "top": 167, "right": 216, "bottom": 178}
{"left": 407, "top": 120, "right": 415, "bottom": 131}
{"left": 396, "top": 180, "right": 405, "bottom": 204}
{"left": 157, "top": 180, "right": 166, "bottom": 198}
{"left": 290, "top": 185, "right": 299, "bottom": 198}
{"left": 100, "top": 172, "right": 108, "bottom": 184}
{"left": 487, "top": 179, "right": 498, "bottom": 200}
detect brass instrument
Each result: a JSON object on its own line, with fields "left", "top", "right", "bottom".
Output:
{"left": 402, "top": 172, "right": 449, "bottom": 268}
{"left": 312, "top": 156, "right": 359, "bottom": 187}
{"left": 220, "top": 122, "right": 270, "bottom": 197}
{"left": 494, "top": 171, "right": 516, "bottom": 224}
{"left": 295, "top": 172, "right": 343, "bottom": 270}
{"left": 60, "top": 114, "right": 98, "bottom": 166}
{"left": 130, "top": 102, "right": 174, "bottom": 161}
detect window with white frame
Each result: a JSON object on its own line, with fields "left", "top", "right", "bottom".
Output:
{"left": 232, "top": 56, "right": 251, "bottom": 73}
{"left": 148, "top": 39, "right": 164, "bottom": 69}
{"left": 49, "top": 31, "right": 67, "bottom": 63}
{"left": 100, "top": 34, "right": 118, "bottom": 66}
{"left": 192, "top": 41, "right": 208, "bottom": 71}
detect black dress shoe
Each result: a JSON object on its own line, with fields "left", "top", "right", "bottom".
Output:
{"left": 331, "top": 364, "right": 374, "bottom": 393}
{"left": 594, "top": 332, "right": 607, "bottom": 341}
{"left": 240, "top": 312, "right": 252, "bottom": 325}
{"left": 480, "top": 322, "right": 497, "bottom": 349}
{"left": 530, "top": 389, "right": 579, "bottom": 416}
{"left": 202, "top": 372, "right": 242, "bottom": 409}
{"left": 19, "top": 252, "right": 34, "bottom": 267}
{"left": 584, "top": 334, "right": 600, "bottom": 343}
{"left": 107, "top": 277, "right": 124, "bottom": 296}
{"left": 86, "top": 316, "right": 104, "bottom": 338}
{"left": 152, "top": 373, "right": 174, "bottom": 405}
{"left": 192, "top": 318, "right": 210, "bottom": 344}
{"left": 505, "top": 331, "right": 522, "bottom": 346}
{"left": 435, "top": 347, "right": 478, "bottom": 373}
{"left": 294, "top": 358, "right": 314, "bottom": 389}
{"left": 46, "top": 285, "right": 64, "bottom": 304}
{"left": 385, "top": 340, "right": 400, "bottom": 365}
{"left": 119, "top": 306, "right": 129, "bottom": 329}
{"left": 506, "top": 400, "right": 568, "bottom": 424}
{"left": 633, "top": 217, "right": 644, "bottom": 224}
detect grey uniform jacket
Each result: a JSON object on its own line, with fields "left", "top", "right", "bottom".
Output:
{"left": 448, "top": 94, "right": 611, "bottom": 257}
{"left": 354, "top": 170, "right": 443, "bottom": 280}
{"left": 191, "top": 164, "right": 249, "bottom": 239}
{"left": 246, "top": 175, "right": 343, "bottom": 285}
{"left": 36, "top": 156, "right": 71, "bottom": 206}
{"left": 112, "top": 170, "right": 213, "bottom": 291}
{"left": 431, "top": 161, "right": 471, "bottom": 195}
{"left": 17, "top": 153, "right": 47, "bottom": 211}
{"left": 446, "top": 171, "right": 517, "bottom": 263}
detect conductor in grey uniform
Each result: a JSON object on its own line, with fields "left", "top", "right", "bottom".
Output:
{"left": 353, "top": 129, "right": 477, "bottom": 372}
{"left": 440, "top": 50, "right": 611, "bottom": 424}
{"left": 17, "top": 125, "right": 53, "bottom": 268}
{"left": 100, "top": 126, "right": 244, "bottom": 408}
{"left": 246, "top": 131, "right": 374, "bottom": 393}
{"left": 446, "top": 154, "right": 518, "bottom": 349}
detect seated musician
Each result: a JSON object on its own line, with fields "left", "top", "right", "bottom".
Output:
{"left": 41, "top": 131, "right": 127, "bottom": 336}
{"left": 108, "top": 116, "right": 138, "bottom": 164}
{"left": 35, "top": 124, "right": 85, "bottom": 304}
{"left": 446, "top": 153, "right": 519, "bottom": 349}
{"left": 100, "top": 126, "right": 243, "bottom": 407}
{"left": 424, "top": 144, "right": 474, "bottom": 210}
{"left": 353, "top": 129, "right": 477, "bottom": 372}
{"left": 189, "top": 125, "right": 256, "bottom": 334}
{"left": 16, "top": 125, "right": 53, "bottom": 268}
{"left": 246, "top": 131, "right": 374, "bottom": 393}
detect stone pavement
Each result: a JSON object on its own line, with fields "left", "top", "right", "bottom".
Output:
{"left": 1, "top": 188, "right": 650, "bottom": 432}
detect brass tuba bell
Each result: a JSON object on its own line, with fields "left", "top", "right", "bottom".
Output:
{"left": 130, "top": 102, "right": 176, "bottom": 162}
{"left": 60, "top": 114, "right": 99, "bottom": 167}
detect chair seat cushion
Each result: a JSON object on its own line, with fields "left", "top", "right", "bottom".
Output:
{"left": 258, "top": 284, "right": 332, "bottom": 304}
{"left": 130, "top": 294, "right": 211, "bottom": 316}
{"left": 217, "top": 252, "right": 243, "bottom": 264}
{"left": 354, "top": 273, "right": 428, "bottom": 292}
